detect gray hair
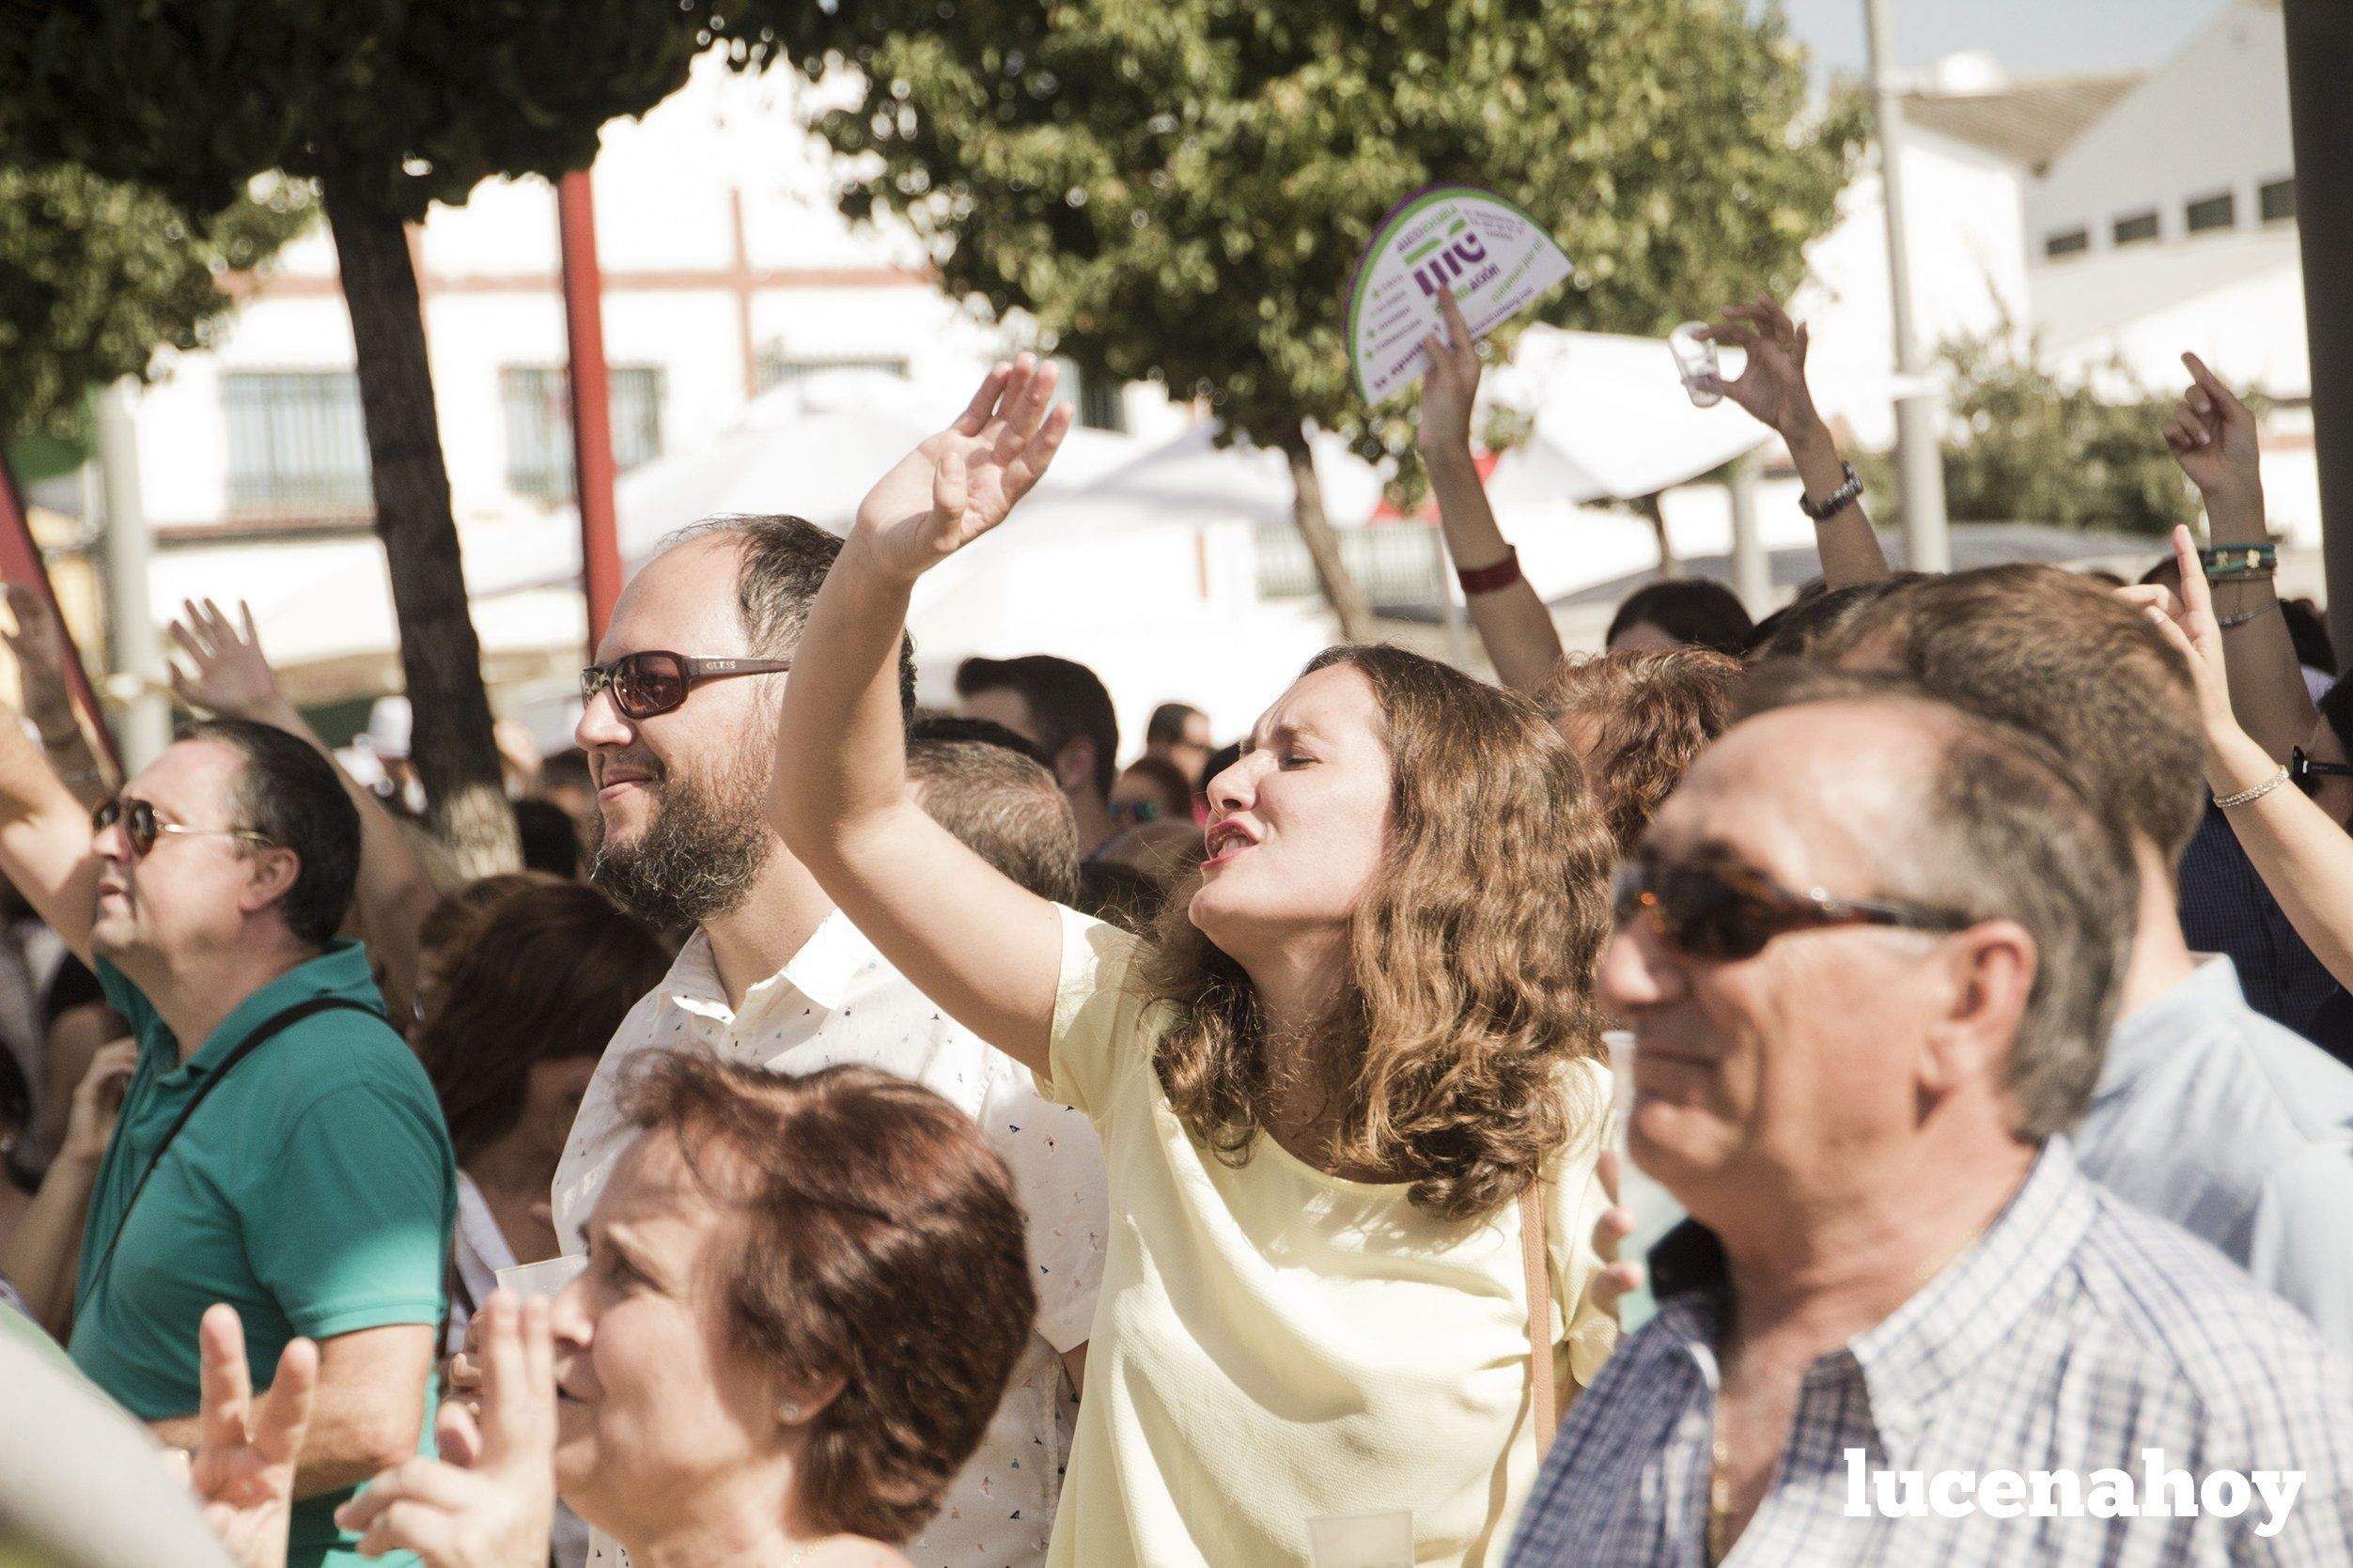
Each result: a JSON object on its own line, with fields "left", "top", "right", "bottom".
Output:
{"left": 1735, "top": 664, "right": 2139, "bottom": 1140}
{"left": 906, "top": 737, "right": 1080, "bottom": 905}
{"left": 659, "top": 515, "right": 917, "bottom": 722}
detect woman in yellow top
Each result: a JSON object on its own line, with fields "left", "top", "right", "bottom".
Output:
{"left": 770, "top": 359, "right": 1621, "bottom": 1567}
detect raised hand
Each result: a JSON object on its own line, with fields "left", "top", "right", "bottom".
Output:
{"left": 58, "top": 1037, "right": 139, "bottom": 1166}
{"left": 1697, "top": 294, "right": 1821, "bottom": 442}
{"left": 337, "top": 1291, "right": 556, "bottom": 1568}
{"left": 2123, "top": 525, "right": 2237, "bottom": 744}
{"left": 1415, "top": 287, "right": 1484, "bottom": 458}
{"left": 188, "top": 1304, "right": 319, "bottom": 1568}
{"left": 2165, "top": 352, "right": 2264, "bottom": 525}
{"left": 2, "top": 583, "right": 73, "bottom": 685}
{"left": 1589, "top": 1148, "right": 1644, "bottom": 1321}
{"left": 167, "top": 599, "right": 286, "bottom": 722}
{"left": 853, "top": 355, "right": 1076, "bottom": 583}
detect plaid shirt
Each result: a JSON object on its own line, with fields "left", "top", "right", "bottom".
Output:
{"left": 1506, "top": 1140, "right": 2353, "bottom": 1566}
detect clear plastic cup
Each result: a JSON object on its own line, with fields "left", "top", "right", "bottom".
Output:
{"left": 495, "top": 1254, "right": 587, "bottom": 1301}
{"left": 1668, "top": 322, "right": 1722, "bottom": 407}
{"left": 1605, "top": 1028, "right": 1637, "bottom": 1132}
{"left": 1306, "top": 1511, "right": 1414, "bottom": 1568}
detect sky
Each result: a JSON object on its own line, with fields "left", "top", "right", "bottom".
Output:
{"left": 1762, "top": 0, "right": 2224, "bottom": 84}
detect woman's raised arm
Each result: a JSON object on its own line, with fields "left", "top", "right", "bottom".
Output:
{"left": 770, "top": 360, "right": 1079, "bottom": 1078}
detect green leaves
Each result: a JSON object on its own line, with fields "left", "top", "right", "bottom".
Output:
{"left": 745, "top": 0, "right": 1860, "bottom": 471}
{"left": 1859, "top": 327, "right": 2203, "bottom": 537}
{"left": 0, "top": 0, "right": 729, "bottom": 225}
{"left": 0, "top": 162, "right": 315, "bottom": 445}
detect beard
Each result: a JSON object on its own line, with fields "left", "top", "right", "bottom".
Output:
{"left": 589, "top": 743, "right": 773, "bottom": 929}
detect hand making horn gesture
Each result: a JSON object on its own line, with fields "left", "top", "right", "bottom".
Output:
{"left": 853, "top": 354, "right": 1077, "bottom": 583}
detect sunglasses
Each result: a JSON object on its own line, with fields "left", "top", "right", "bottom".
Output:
{"left": 2290, "top": 746, "right": 2353, "bottom": 798}
{"left": 1613, "top": 857, "right": 1977, "bottom": 962}
{"left": 1112, "top": 799, "right": 1167, "bottom": 827}
{"left": 580, "top": 651, "right": 793, "bottom": 722}
{"left": 92, "top": 798, "right": 274, "bottom": 860}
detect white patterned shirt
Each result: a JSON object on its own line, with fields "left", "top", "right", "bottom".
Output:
{"left": 1506, "top": 1139, "right": 2353, "bottom": 1566}
{"left": 553, "top": 911, "right": 1109, "bottom": 1568}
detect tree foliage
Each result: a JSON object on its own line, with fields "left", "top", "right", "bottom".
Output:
{"left": 0, "top": 3, "right": 734, "bottom": 222}
{"left": 1861, "top": 329, "right": 2206, "bottom": 536}
{"left": 0, "top": 161, "right": 312, "bottom": 450}
{"left": 0, "top": 1, "right": 746, "bottom": 873}
{"left": 762, "top": 0, "right": 1865, "bottom": 468}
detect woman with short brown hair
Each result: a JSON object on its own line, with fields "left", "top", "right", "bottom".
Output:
{"left": 411, "top": 879, "right": 670, "bottom": 1354}
{"left": 342, "top": 1051, "right": 1037, "bottom": 1566}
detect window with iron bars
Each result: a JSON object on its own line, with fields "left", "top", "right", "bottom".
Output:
{"left": 1253, "top": 521, "right": 1445, "bottom": 608}
{"left": 223, "top": 370, "right": 373, "bottom": 520}
{"left": 502, "top": 365, "right": 665, "bottom": 504}
{"left": 752, "top": 351, "right": 912, "bottom": 393}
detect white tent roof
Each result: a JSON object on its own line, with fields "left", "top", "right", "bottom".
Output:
{"left": 173, "top": 371, "right": 1145, "bottom": 672}
{"left": 1482, "top": 328, "right": 1774, "bottom": 505}
{"left": 146, "top": 532, "right": 586, "bottom": 672}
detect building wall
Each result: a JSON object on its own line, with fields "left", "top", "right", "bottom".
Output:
{"left": 2025, "top": 2, "right": 2293, "bottom": 265}
{"left": 1789, "top": 126, "right": 2034, "bottom": 450}
{"left": 125, "top": 54, "right": 1174, "bottom": 535}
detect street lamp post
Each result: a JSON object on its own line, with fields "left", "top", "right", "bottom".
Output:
{"left": 1863, "top": 0, "right": 1952, "bottom": 573}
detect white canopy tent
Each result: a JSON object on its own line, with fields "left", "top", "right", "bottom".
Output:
{"left": 164, "top": 334, "right": 1840, "bottom": 735}
{"left": 153, "top": 371, "right": 1145, "bottom": 675}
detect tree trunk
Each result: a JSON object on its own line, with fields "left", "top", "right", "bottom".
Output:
{"left": 321, "top": 175, "right": 520, "bottom": 878}
{"left": 1636, "top": 492, "right": 1681, "bottom": 578}
{"left": 1279, "top": 424, "right": 1375, "bottom": 644}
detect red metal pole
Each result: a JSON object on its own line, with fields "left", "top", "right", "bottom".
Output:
{"left": 557, "top": 169, "right": 623, "bottom": 654}
{"left": 0, "top": 452, "right": 123, "bottom": 778}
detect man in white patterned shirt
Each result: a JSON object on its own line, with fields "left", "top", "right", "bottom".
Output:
{"left": 554, "top": 516, "right": 1107, "bottom": 1568}
{"left": 1510, "top": 674, "right": 2352, "bottom": 1566}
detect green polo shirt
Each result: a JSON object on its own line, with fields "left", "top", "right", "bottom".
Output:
{"left": 68, "top": 940, "right": 455, "bottom": 1568}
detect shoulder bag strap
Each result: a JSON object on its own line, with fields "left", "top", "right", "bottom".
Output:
{"left": 84, "top": 997, "right": 385, "bottom": 1300}
{"left": 1519, "top": 1180, "right": 1558, "bottom": 1450}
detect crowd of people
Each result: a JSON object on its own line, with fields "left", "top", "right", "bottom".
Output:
{"left": 0, "top": 285, "right": 2348, "bottom": 1568}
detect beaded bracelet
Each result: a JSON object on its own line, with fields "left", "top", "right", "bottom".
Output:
{"left": 2202, "top": 543, "right": 2277, "bottom": 582}
{"left": 2214, "top": 766, "right": 2289, "bottom": 810}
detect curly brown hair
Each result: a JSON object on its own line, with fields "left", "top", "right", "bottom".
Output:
{"left": 1141, "top": 644, "right": 1615, "bottom": 1222}
{"left": 1543, "top": 648, "right": 1741, "bottom": 852}
{"left": 619, "top": 1053, "right": 1036, "bottom": 1544}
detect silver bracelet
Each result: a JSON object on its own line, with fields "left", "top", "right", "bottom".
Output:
{"left": 1798, "top": 462, "right": 1863, "bottom": 522}
{"left": 2214, "top": 766, "right": 2290, "bottom": 809}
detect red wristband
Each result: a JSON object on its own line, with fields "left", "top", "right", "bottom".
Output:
{"left": 1457, "top": 548, "right": 1522, "bottom": 597}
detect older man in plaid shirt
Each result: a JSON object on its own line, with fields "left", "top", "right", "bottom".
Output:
{"left": 1510, "top": 675, "right": 2352, "bottom": 1567}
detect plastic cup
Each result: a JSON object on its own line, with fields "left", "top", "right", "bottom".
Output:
{"left": 495, "top": 1254, "right": 586, "bottom": 1301}
{"left": 1306, "top": 1512, "right": 1415, "bottom": 1568}
{"left": 1605, "top": 1028, "right": 1637, "bottom": 1132}
{"left": 1668, "top": 322, "right": 1722, "bottom": 407}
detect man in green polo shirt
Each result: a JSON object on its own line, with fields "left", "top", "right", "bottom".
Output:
{"left": 0, "top": 712, "right": 454, "bottom": 1568}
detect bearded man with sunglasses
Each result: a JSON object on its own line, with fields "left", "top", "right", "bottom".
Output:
{"left": 538, "top": 362, "right": 1106, "bottom": 1568}
{"left": 0, "top": 711, "right": 455, "bottom": 1568}
{"left": 1508, "top": 675, "right": 2352, "bottom": 1567}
